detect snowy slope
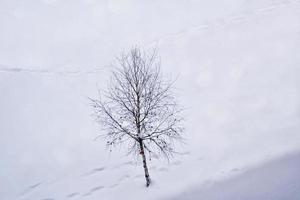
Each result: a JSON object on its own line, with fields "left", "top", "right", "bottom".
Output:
{"left": 1, "top": 0, "right": 300, "bottom": 200}
{"left": 169, "top": 152, "right": 300, "bottom": 200}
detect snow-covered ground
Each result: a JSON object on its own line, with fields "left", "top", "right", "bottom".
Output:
{"left": 1, "top": 0, "right": 300, "bottom": 200}
{"left": 169, "top": 152, "right": 300, "bottom": 200}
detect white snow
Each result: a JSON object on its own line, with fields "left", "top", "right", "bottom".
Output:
{"left": 1, "top": 0, "right": 300, "bottom": 200}
{"left": 168, "top": 152, "right": 300, "bottom": 200}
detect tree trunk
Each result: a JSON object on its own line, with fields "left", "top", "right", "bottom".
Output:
{"left": 139, "top": 138, "right": 151, "bottom": 187}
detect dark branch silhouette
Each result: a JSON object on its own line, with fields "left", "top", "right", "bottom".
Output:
{"left": 90, "top": 47, "right": 184, "bottom": 187}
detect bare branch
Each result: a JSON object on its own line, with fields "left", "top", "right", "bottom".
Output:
{"left": 89, "top": 47, "right": 184, "bottom": 187}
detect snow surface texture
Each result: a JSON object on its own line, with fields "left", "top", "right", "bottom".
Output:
{"left": 169, "top": 152, "right": 300, "bottom": 200}
{"left": 1, "top": 0, "right": 300, "bottom": 200}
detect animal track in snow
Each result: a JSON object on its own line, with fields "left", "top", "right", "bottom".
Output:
{"left": 113, "top": 161, "right": 135, "bottom": 169}
{"left": 230, "top": 167, "right": 247, "bottom": 173}
{"left": 227, "top": 15, "right": 247, "bottom": 24}
{"left": 194, "top": 24, "right": 210, "bottom": 32}
{"left": 93, "top": 167, "right": 106, "bottom": 172}
{"left": 83, "top": 167, "right": 106, "bottom": 177}
{"left": 0, "top": 65, "right": 105, "bottom": 75}
{"left": 145, "top": 0, "right": 299, "bottom": 48}
{"left": 20, "top": 182, "right": 43, "bottom": 196}
{"left": 257, "top": 6, "right": 277, "bottom": 14}
{"left": 83, "top": 186, "right": 104, "bottom": 197}
{"left": 29, "top": 182, "right": 42, "bottom": 189}
{"left": 109, "top": 184, "right": 119, "bottom": 189}
{"left": 66, "top": 193, "right": 80, "bottom": 198}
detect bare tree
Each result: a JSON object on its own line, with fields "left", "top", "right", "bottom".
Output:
{"left": 90, "top": 47, "right": 183, "bottom": 187}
